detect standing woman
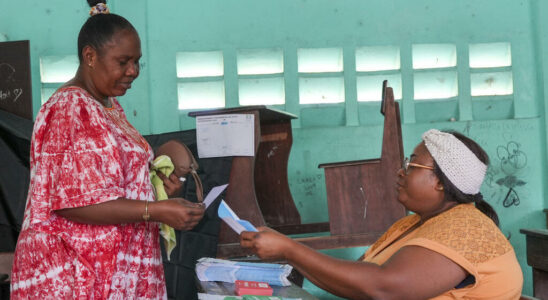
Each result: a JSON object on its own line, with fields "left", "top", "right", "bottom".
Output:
{"left": 11, "top": 1, "right": 204, "bottom": 299}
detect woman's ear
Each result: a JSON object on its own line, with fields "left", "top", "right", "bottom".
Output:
{"left": 82, "top": 45, "right": 97, "bottom": 68}
{"left": 435, "top": 183, "right": 444, "bottom": 191}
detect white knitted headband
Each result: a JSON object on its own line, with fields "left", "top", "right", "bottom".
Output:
{"left": 422, "top": 129, "right": 487, "bottom": 195}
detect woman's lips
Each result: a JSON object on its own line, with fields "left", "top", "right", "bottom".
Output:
{"left": 120, "top": 82, "right": 132, "bottom": 89}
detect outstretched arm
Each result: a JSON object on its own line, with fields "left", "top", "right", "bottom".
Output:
{"left": 240, "top": 227, "right": 467, "bottom": 300}
{"left": 56, "top": 197, "right": 204, "bottom": 231}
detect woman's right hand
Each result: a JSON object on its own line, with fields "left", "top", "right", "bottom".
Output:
{"left": 151, "top": 198, "right": 205, "bottom": 231}
{"left": 240, "top": 227, "right": 294, "bottom": 261}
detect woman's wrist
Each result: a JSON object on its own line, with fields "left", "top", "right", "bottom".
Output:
{"left": 147, "top": 200, "right": 161, "bottom": 223}
{"left": 142, "top": 200, "right": 150, "bottom": 222}
{"left": 281, "top": 235, "right": 299, "bottom": 262}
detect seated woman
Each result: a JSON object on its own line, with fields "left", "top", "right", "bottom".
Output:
{"left": 240, "top": 129, "right": 523, "bottom": 300}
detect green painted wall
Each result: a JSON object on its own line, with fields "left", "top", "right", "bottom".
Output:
{"left": 2, "top": 0, "right": 547, "bottom": 297}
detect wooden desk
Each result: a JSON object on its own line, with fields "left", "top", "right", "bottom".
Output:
{"left": 198, "top": 280, "right": 319, "bottom": 299}
{"left": 520, "top": 228, "right": 548, "bottom": 299}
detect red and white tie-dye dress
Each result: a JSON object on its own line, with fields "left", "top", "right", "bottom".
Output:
{"left": 11, "top": 86, "right": 167, "bottom": 299}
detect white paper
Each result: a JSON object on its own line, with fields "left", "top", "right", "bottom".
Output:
{"left": 203, "top": 184, "right": 229, "bottom": 208}
{"left": 218, "top": 200, "right": 258, "bottom": 234}
{"left": 198, "top": 293, "right": 240, "bottom": 300}
{"left": 196, "top": 114, "right": 255, "bottom": 158}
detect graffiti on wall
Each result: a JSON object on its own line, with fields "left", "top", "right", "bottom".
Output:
{"left": 464, "top": 122, "right": 528, "bottom": 209}
{"left": 494, "top": 141, "right": 527, "bottom": 207}
{"left": 296, "top": 173, "right": 323, "bottom": 197}
{"left": 291, "top": 171, "right": 325, "bottom": 209}
{"left": 482, "top": 139, "right": 528, "bottom": 208}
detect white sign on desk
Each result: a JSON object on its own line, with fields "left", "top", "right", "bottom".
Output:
{"left": 196, "top": 114, "right": 255, "bottom": 158}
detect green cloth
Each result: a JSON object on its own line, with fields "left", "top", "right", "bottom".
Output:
{"left": 150, "top": 155, "right": 177, "bottom": 260}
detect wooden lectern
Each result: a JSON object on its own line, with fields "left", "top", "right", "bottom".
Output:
{"left": 189, "top": 106, "right": 302, "bottom": 257}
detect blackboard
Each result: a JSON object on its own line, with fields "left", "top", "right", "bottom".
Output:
{"left": 0, "top": 40, "right": 32, "bottom": 120}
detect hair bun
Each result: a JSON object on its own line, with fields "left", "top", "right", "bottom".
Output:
{"left": 87, "top": 0, "right": 107, "bottom": 7}
{"left": 89, "top": 1, "right": 109, "bottom": 16}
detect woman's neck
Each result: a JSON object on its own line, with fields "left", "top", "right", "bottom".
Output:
{"left": 417, "top": 201, "right": 459, "bottom": 224}
{"left": 65, "top": 68, "right": 110, "bottom": 107}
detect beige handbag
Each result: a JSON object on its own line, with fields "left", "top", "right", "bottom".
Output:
{"left": 155, "top": 140, "right": 203, "bottom": 203}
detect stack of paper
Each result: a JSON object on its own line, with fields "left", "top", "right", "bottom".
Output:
{"left": 196, "top": 258, "right": 293, "bottom": 286}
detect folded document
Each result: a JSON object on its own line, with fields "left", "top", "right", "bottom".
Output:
{"left": 204, "top": 184, "right": 229, "bottom": 208}
{"left": 218, "top": 200, "right": 258, "bottom": 234}
{"left": 196, "top": 257, "right": 293, "bottom": 286}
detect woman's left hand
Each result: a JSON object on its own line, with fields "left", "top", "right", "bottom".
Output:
{"left": 240, "top": 227, "right": 294, "bottom": 261}
{"left": 157, "top": 172, "right": 184, "bottom": 198}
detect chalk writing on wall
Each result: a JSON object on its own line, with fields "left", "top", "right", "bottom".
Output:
{"left": 290, "top": 171, "right": 324, "bottom": 210}
{"left": 0, "top": 40, "right": 32, "bottom": 119}
{"left": 0, "top": 63, "right": 24, "bottom": 103}
{"left": 296, "top": 174, "right": 323, "bottom": 197}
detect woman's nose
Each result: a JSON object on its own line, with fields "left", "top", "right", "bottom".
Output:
{"left": 397, "top": 168, "right": 405, "bottom": 177}
{"left": 127, "top": 62, "right": 139, "bottom": 76}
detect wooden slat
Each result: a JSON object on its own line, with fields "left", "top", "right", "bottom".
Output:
{"left": 271, "top": 222, "right": 330, "bottom": 235}
{"left": 318, "top": 158, "right": 380, "bottom": 169}
{"left": 189, "top": 105, "right": 297, "bottom": 122}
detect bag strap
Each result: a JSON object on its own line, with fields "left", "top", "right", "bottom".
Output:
{"left": 179, "top": 142, "right": 203, "bottom": 203}
{"left": 191, "top": 169, "right": 203, "bottom": 203}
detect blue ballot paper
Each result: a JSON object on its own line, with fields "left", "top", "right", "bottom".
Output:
{"left": 218, "top": 200, "right": 258, "bottom": 234}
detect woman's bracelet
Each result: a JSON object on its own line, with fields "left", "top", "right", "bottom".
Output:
{"left": 142, "top": 200, "right": 150, "bottom": 222}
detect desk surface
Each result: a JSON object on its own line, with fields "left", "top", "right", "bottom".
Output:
{"left": 198, "top": 280, "right": 319, "bottom": 300}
